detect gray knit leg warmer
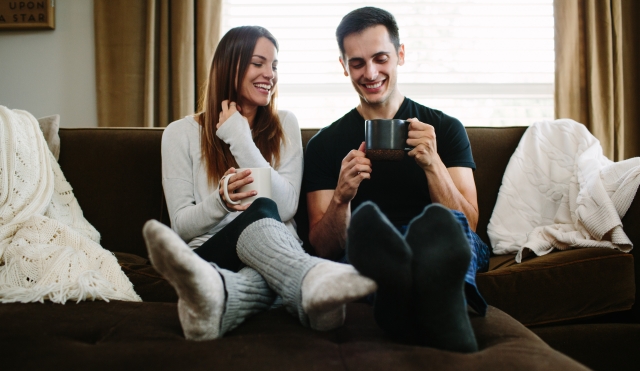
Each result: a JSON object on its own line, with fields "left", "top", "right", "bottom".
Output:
{"left": 217, "top": 265, "right": 277, "bottom": 336}
{"left": 236, "top": 218, "right": 322, "bottom": 327}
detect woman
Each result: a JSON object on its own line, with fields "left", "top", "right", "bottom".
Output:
{"left": 143, "top": 26, "right": 376, "bottom": 341}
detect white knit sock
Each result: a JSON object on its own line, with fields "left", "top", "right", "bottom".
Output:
{"left": 217, "top": 266, "right": 276, "bottom": 335}
{"left": 143, "top": 220, "right": 224, "bottom": 341}
{"left": 301, "top": 262, "right": 378, "bottom": 331}
{"left": 237, "top": 218, "right": 377, "bottom": 331}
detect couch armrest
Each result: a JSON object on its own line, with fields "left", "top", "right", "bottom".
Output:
{"left": 622, "top": 191, "right": 640, "bottom": 323}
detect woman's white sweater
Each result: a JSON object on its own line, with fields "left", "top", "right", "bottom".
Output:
{"left": 161, "top": 110, "right": 303, "bottom": 248}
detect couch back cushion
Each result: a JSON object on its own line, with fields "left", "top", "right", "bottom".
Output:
{"left": 58, "top": 126, "right": 526, "bottom": 257}
{"left": 58, "top": 128, "right": 168, "bottom": 257}
{"left": 466, "top": 127, "right": 526, "bottom": 243}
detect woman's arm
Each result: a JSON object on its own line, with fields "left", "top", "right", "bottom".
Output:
{"left": 216, "top": 111, "right": 303, "bottom": 221}
{"left": 162, "top": 118, "right": 229, "bottom": 241}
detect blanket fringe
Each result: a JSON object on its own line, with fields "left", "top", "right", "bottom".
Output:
{"left": 0, "top": 270, "right": 140, "bottom": 304}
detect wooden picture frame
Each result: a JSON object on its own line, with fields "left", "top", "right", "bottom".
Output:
{"left": 0, "top": 0, "right": 55, "bottom": 30}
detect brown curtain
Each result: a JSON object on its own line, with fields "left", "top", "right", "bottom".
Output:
{"left": 94, "top": 0, "right": 222, "bottom": 128}
{"left": 555, "top": 0, "right": 640, "bottom": 161}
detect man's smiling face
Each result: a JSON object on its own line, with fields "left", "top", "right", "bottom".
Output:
{"left": 340, "top": 25, "right": 405, "bottom": 107}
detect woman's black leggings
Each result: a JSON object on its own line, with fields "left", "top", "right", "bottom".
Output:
{"left": 193, "top": 197, "right": 281, "bottom": 272}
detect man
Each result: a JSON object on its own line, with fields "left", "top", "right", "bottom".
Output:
{"left": 303, "top": 7, "right": 490, "bottom": 353}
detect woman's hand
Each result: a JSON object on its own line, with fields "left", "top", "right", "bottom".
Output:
{"left": 217, "top": 100, "right": 242, "bottom": 129}
{"left": 218, "top": 167, "right": 256, "bottom": 211}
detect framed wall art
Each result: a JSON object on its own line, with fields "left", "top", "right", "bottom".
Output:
{"left": 0, "top": 0, "right": 55, "bottom": 30}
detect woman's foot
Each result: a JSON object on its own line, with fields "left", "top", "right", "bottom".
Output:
{"left": 143, "top": 220, "right": 225, "bottom": 341}
{"left": 301, "top": 262, "right": 377, "bottom": 331}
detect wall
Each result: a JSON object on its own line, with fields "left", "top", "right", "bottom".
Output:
{"left": 0, "top": 0, "right": 97, "bottom": 128}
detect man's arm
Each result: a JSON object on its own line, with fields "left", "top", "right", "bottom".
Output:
{"left": 307, "top": 143, "right": 371, "bottom": 260}
{"left": 425, "top": 165, "right": 479, "bottom": 230}
{"left": 407, "top": 118, "right": 479, "bottom": 230}
{"left": 307, "top": 190, "right": 350, "bottom": 260}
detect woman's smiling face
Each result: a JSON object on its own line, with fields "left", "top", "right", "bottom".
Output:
{"left": 237, "top": 37, "right": 278, "bottom": 110}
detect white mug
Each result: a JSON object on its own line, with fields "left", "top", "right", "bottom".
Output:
{"left": 223, "top": 167, "right": 272, "bottom": 206}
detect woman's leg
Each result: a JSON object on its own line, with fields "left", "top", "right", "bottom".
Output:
{"left": 234, "top": 199, "right": 377, "bottom": 330}
{"left": 143, "top": 220, "right": 276, "bottom": 340}
{"left": 193, "top": 198, "right": 282, "bottom": 272}
{"left": 217, "top": 266, "right": 277, "bottom": 335}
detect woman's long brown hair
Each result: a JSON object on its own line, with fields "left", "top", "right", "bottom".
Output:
{"left": 196, "top": 26, "right": 284, "bottom": 185}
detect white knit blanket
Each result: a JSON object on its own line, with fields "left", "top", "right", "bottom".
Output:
{"left": 0, "top": 106, "right": 141, "bottom": 303}
{"left": 487, "top": 119, "right": 640, "bottom": 263}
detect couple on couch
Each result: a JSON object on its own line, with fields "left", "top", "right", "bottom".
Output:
{"left": 144, "top": 6, "right": 489, "bottom": 353}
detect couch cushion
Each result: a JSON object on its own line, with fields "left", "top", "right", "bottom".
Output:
{"left": 532, "top": 322, "right": 640, "bottom": 371}
{"left": 622, "top": 194, "right": 640, "bottom": 322}
{"left": 0, "top": 302, "right": 588, "bottom": 371}
{"left": 465, "top": 127, "right": 527, "bottom": 245}
{"left": 115, "top": 252, "right": 177, "bottom": 303}
{"left": 58, "top": 128, "right": 168, "bottom": 258}
{"left": 478, "top": 248, "right": 635, "bottom": 326}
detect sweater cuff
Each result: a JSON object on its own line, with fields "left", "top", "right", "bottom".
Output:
{"left": 216, "top": 112, "right": 252, "bottom": 144}
{"left": 216, "top": 178, "right": 233, "bottom": 213}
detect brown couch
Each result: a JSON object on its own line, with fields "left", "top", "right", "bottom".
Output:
{"left": 1, "top": 126, "right": 638, "bottom": 371}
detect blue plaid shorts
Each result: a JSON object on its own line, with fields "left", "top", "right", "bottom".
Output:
{"left": 450, "top": 209, "right": 489, "bottom": 316}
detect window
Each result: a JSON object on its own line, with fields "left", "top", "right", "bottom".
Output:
{"left": 222, "top": 0, "right": 554, "bottom": 128}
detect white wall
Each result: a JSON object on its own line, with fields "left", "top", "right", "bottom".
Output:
{"left": 0, "top": 0, "right": 97, "bottom": 128}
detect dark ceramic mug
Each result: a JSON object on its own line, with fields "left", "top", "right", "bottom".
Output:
{"left": 365, "top": 119, "right": 411, "bottom": 161}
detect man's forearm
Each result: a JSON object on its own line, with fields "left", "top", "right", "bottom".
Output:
{"left": 425, "top": 162, "right": 478, "bottom": 230}
{"left": 308, "top": 199, "right": 351, "bottom": 260}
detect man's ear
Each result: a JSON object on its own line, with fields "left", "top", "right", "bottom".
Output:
{"left": 339, "top": 56, "right": 349, "bottom": 77}
{"left": 397, "top": 44, "right": 406, "bottom": 66}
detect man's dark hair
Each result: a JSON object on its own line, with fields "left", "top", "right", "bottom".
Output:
{"left": 336, "top": 7, "right": 401, "bottom": 57}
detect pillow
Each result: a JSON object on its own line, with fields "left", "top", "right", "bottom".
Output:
{"left": 37, "top": 114, "right": 61, "bottom": 161}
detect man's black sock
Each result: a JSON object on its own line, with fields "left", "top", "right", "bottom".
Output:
{"left": 346, "top": 202, "right": 414, "bottom": 338}
{"left": 404, "top": 204, "right": 478, "bottom": 353}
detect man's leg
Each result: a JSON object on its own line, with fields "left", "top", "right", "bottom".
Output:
{"left": 345, "top": 202, "right": 415, "bottom": 339}
{"left": 448, "top": 209, "right": 489, "bottom": 316}
{"left": 404, "top": 204, "right": 478, "bottom": 353}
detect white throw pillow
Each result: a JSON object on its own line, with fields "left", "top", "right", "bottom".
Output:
{"left": 37, "top": 114, "right": 61, "bottom": 161}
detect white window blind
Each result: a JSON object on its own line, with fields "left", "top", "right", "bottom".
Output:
{"left": 222, "top": 0, "right": 554, "bottom": 128}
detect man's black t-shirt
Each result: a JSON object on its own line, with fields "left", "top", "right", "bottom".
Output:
{"left": 303, "top": 97, "right": 475, "bottom": 228}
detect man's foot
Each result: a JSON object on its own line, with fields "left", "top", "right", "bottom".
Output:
{"left": 404, "top": 204, "right": 478, "bottom": 353}
{"left": 346, "top": 202, "right": 414, "bottom": 338}
{"left": 301, "top": 262, "right": 377, "bottom": 331}
{"left": 143, "top": 220, "right": 225, "bottom": 341}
